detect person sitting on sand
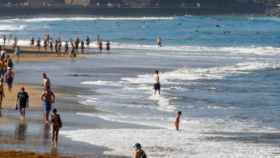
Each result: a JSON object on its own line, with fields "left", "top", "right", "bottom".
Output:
{"left": 4, "top": 67, "right": 15, "bottom": 91}
{"left": 133, "top": 143, "right": 147, "bottom": 158}
{"left": 41, "top": 87, "right": 55, "bottom": 124}
{"left": 153, "top": 70, "right": 160, "bottom": 95}
{"left": 16, "top": 87, "right": 29, "bottom": 120}
{"left": 174, "top": 111, "right": 182, "bottom": 131}
{"left": 0, "top": 78, "right": 5, "bottom": 116}
{"left": 42, "top": 73, "right": 51, "bottom": 90}
{"left": 51, "top": 108, "right": 62, "bottom": 147}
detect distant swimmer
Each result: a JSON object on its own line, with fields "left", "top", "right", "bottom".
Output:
{"left": 16, "top": 87, "right": 29, "bottom": 120}
{"left": 51, "top": 108, "right": 62, "bottom": 148}
{"left": 41, "top": 87, "right": 55, "bottom": 124}
{"left": 156, "top": 36, "right": 162, "bottom": 47}
{"left": 153, "top": 70, "right": 160, "bottom": 95}
{"left": 106, "top": 40, "right": 110, "bottom": 51}
{"left": 133, "top": 143, "right": 147, "bottom": 158}
{"left": 174, "top": 111, "right": 182, "bottom": 131}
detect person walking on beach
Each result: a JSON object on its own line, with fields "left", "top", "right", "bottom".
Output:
{"left": 6, "top": 55, "right": 14, "bottom": 70}
{"left": 51, "top": 108, "right": 62, "bottom": 147}
{"left": 49, "top": 40, "right": 53, "bottom": 52}
{"left": 133, "top": 143, "right": 147, "bottom": 158}
{"left": 0, "top": 78, "right": 5, "bottom": 117}
{"left": 42, "top": 73, "right": 51, "bottom": 90}
{"left": 41, "top": 88, "right": 55, "bottom": 124}
{"left": 153, "top": 70, "right": 160, "bottom": 95}
{"left": 4, "top": 67, "right": 15, "bottom": 91}
{"left": 16, "top": 87, "right": 29, "bottom": 120}
{"left": 174, "top": 111, "right": 182, "bottom": 131}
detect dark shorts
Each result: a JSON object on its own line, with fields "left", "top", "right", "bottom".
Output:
{"left": 43, "top": 101, "right": 52, "bottom": 113}
{"left": 154, "top": 83, "right": 161, "bottom": 90}
{"left": 19, "top": 104, "right": 27, "bottom": 109}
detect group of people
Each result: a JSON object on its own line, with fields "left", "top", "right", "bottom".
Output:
{"left": 0, "top": 48, "right": 15, "bottom": 114}
{"left": 30, "top": 34, "right": 111, "bottom": 55}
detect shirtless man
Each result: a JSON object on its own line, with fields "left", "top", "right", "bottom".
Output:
{"left": 42, "top": 73, "right": 51, "bottom": 90}
{"left": 153, "top": 70, "right": 160, "bottom": 95}
{"left": 41, "top": 88, "right": 55, "bottom": 124}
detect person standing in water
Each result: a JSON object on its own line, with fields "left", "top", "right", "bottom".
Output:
{"left": 86, "top": 36, "right": 90, "bottom": 47}
{"left": 174, "top": 111, "right": 182, "bottom": 131}
{"left": 106, "top": 40, "right": 110, "bottom": 51}
{"left": 153, "top": 70, "right": 160, "bottom": 95}
{"left": 156, "top": 36, "right": 162, "bottom": 47}
{"left": 16, "top": 87, "right": 29, "bottom": 120}
{"left": 4, "top": 67, "right": 15, "bottom": 91}
{"left": 42, "top": 73, "right": 51, "bottom": 90}
{"left": 0, "top": 78, "right": 4, "bottom": 117}
{"left": 15, "top": 46, "right": 21, "bottom": 61}
{"left": 41, "top": 87, "right": 55, "bottom": 124}
{"left": 51, "top": 108, "right": 62, "bottom": 148}
{"left": 132, "top": 143, "right": 147, "bottom": 158}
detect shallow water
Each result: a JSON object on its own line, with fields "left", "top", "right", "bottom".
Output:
{"left": 8, "top": 15, "right": 280, "bottom": 157}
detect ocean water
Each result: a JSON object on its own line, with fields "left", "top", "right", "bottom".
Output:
{"left": 7, "top": 16, "right": 280, "bottom": 157}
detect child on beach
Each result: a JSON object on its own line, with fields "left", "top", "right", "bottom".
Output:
{"left": 174, "top": 111, "right": 182, "bottom": 131}
{"left": 51, "top": 108, "right": 62, "bottom": 148}
{"left": 41, "top": 88, "right": 55, "bottom": 124}
{"left": 16, "top": 87, "right": 29, "bottom": 120}
{"left": 132, "top": 143, "right": 147, "bottom": 158}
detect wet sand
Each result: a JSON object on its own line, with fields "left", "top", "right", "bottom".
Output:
{"left": 0, "top": 151, "right": 75, "bottom": 158}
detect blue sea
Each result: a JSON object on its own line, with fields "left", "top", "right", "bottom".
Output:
{"left": 4, "top": 15, "right": 280, "bottom": 157}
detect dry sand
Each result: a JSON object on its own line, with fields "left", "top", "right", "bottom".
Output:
{"left": 0, "top": 151, "right": 76, "bottom": 158}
